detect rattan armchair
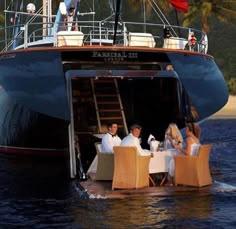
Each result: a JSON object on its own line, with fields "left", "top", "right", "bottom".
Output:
{"left": 88, "top": 142, "right": 114, "bottom": 181}
{"left": 174, "top": 144, "right": 212, "bottom": 187}
{"left": 112, "top": 146, "right": 151, "bottom": 190}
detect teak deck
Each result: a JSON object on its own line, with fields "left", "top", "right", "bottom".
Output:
{"left": 75, "top": 179, "right": 213, "bottom": 199}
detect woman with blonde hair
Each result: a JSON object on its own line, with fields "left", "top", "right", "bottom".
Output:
{"left": 167, "top": 123, "right": 201, "bottom": 186}
{"left": 164, "top": 123, "right": 183, "bottom": 149}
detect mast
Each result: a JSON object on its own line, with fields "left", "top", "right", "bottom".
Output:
{"left": 113, "top": 0, "right": 121, "bottom": 45}
{"left": 43, "top": 0, "right": 52, "bottom": 37}
{"left": 43, "top": 0, "right": 46, "bottom": 37}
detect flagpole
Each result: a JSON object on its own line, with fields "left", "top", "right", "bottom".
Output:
{"left": 113, "top": 0, "right": 121, "bottom": 45}
{"left": 175, "top": 9, "right": 181, "bottom": 37}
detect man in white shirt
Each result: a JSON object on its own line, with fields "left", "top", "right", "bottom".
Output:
{"left": 101, "top": 122, "right": 121, "bottom": 152}
{"left": 121, "top": 124, "right": 153, "bottom": 156}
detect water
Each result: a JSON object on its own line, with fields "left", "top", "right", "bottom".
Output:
{"left": 0, "top": 119, "right": 236, "bottom": 228}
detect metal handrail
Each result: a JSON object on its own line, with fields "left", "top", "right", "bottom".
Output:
{"left": 0, "top": 20, "right": 208, "bottom": 54}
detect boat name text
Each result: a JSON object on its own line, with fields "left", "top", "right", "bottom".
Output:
{"left": 92, "top": 51, "right": 138, "bottom": 61}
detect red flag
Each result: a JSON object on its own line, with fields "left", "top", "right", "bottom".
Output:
{"left": 168, "top": 0, "right": 188, "bottom": 12}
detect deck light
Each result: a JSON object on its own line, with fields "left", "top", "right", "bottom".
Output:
{"left": 26, "top": 3, "right": 36, "bottom": 13}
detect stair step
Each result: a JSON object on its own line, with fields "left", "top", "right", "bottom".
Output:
{"left": 93, "top": 80, "right": 115, "bottom": 83}
{"left": 97, "top": 101, "right": 120, "bottom": 104}
{"left": 100, "top": 117, "right": 123, "bottom": 120}
{"left": 98, "top": 109, "right": 122, "bottom": 112}
{"left": 91, "top": 78, "right": 128, "bottom": 135}
{"left": 118, "top": 125, "right": 124, "bottom": 128}
{"left": 95, "top": 94, "right": 117, "bottom": 97}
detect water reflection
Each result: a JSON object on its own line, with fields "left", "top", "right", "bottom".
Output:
{"left": 71, "top": 198, "right": 167, "bottom": 228}
{"left": 70, "top": 191, "right": 213, "bottom": 228}
{"left": 0, "top": 156, "right": 69, "bottom": 199}
{"left": 174, "top": 195, "right": 213, "bottom": 219}
{"left": 0, "top": 119, "right": 236, "bottom": 228}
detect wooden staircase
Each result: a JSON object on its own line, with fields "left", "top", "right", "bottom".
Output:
{"left": 91, "top": 78, "right": 128, "bottom": 136}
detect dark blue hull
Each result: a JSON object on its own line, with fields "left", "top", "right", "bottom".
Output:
{"left": 0, "top": 49, "right": 70, "bottom": 156}
{"left": 0, "top": 87, "right": 69, "bottom": 156}
{"left": 0, "top": 47, "right": 228, "bottom": 160}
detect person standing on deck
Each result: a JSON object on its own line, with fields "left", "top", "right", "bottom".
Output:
{"left": 64, "top": 7, "right": 78, "bottom": 31}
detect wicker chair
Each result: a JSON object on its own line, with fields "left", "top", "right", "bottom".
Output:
{"left": 174, "top": 144, "right": 212, "bottom": 187}
{"left": 112, "top": 146, "right": 151, "bottom": 190}
{"left": 87, "top": 142, "right": 114, "bottom": 181}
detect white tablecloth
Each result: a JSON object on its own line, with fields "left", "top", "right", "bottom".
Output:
{"left": 88, "top": 149, "right": 181, "bottom": 175}
{"left": 149, "top": 149, "right": 180, "bottom": 174}
{"left": 87, "top": 155, "right": 98, "bottom": 174}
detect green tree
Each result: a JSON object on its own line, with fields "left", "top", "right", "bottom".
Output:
{"left": 127, "top": 0, "right": 173, "bottom": 15}
{"left": 227, "top": 78, "right": 236, "bottom": 95}
{"left": 183, "top": 0, "right": 236, "bottom": 33}
{"left": 126, "top": 1, "right": 236, "bottom": 32}
{"left": 0, "top": 13, "right": 4, "bottom": 27}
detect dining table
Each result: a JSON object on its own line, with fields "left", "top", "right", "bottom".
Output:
{"left": 149, "top": 149, "right": 182, "bottom": 186}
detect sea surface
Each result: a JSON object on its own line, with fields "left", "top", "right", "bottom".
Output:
{"left": 0, "top": 119, "right": 236, "bottom": 228}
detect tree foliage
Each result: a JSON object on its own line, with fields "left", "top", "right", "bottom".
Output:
{"left": 227, "top": 78, "right": 236, "bottom": 95}
{"left": 183, "top": 0, "right": 236, "bottom": 33}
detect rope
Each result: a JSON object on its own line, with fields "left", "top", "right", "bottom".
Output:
{"left": 147, "top": 0, "right": 178, "bottom": 37}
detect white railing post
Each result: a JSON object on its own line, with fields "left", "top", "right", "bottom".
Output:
{"left": 99, "top": 21, "right": 102, "bottom": 46}
{"left": 123, "top": 23, "right": 128, "bottom": 46}
{"left": 24, "top": 24, "right": 28, "bottom": 49}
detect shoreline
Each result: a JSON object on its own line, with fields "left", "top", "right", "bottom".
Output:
{"left": 210, "top": 95, "right": 236, "bottom": 119}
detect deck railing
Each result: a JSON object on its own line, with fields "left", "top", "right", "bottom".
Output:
{"left": 0, "top": 20, "right": 208, "bottom": 54}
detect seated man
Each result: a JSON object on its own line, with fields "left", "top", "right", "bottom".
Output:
{"left": 120, "top": 124, "right": 153, "bottom": 156}
{"left": 87, "top": 122, "right": 121, "bottom": 176}
{"left": 101, "top": 122, "right": 121, "bottom": 152}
